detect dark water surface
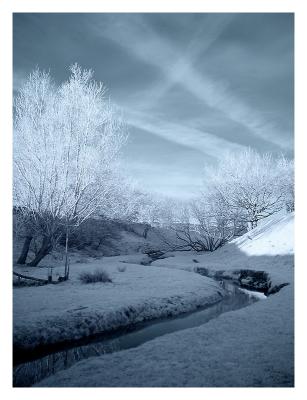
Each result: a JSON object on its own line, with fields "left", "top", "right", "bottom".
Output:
{"left": 13, "top": 282, "right": 264, "bottom": 387}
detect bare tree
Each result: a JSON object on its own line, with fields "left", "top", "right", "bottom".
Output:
{"left": 13, "top": 207, "right": 35, "bottom": 264}
{"left": 170, "top": 149, "right": 293, "bottom": 252}
{"left": 14, "top": 64, "right": 127, "bottom": 271}
{"left": 207, "top": 149, "right": 290, "bottom": 229}
{"left": 100, "top": 175, "right": 146, "bottom": 224}
{"left": 191, "top": 190, "right": 245, "bottom": 250}
{"left": 130, "top": 192, "right": 160, "bottom": 238}
{"left": 13, "top": 69, "right": 63, "bottom": 265}
{"left": 171, "top": 198, "right": 239, "bottom": 252}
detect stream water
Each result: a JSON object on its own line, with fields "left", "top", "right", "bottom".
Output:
{"left": 13, "top": 281, "right": 265, "bottom": 387}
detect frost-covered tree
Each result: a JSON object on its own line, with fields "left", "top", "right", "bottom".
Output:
{"left": 14, "top": 64, "right": 127, "bottom": 271}
{"left": 131, "top": 192, "right": 178, "bottom": 238}
{"left": 172, "top": 149, "right": 294, "bottom": 252}
{"left": 131, "top": 192, "right": 160, "bottom": 238}
{"left": 105, "top": 178, "right": 149, "bottom": 224}
{"left": 168, "top": 205, "right": 204, "bottom": 251}
{"left": 168, "top": 193, "right": 243, "bottom": 252}
{"left": 277, "top": 156, "right": 294, "bottom": 213}
{"left": 205, "top": 149, "right": 293, "bottom": 230}
{"left": 191, "top": 189, "right": 246, "bottom": 250}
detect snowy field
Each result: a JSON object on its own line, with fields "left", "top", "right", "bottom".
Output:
{"left": 35, "top": 212, "right": 294, "bottom": 387}
{"left": 13, "top": 258, "right": 225, "bottom": 352}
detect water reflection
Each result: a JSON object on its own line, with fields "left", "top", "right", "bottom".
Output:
{"left": 13, "top": 340, "right": 120, "bottom": 387}
{"left": 13, "top": 282, "right": 261, "bottom": 387}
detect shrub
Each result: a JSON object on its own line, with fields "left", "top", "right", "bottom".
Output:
{"left": 79, "top": 269, "right": 112, "bottom": 284}
{"left": 117, "top": 264, "right": 127, "bottom": 272}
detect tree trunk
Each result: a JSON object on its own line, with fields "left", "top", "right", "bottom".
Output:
{"left": 17, "top": 236, "right": 33, "bottom": 264}
{"left": 251, "top": 220, "right": 258, "bottom": 229}
{"left": 64, "top": 227, "right": 70, "bottom": 280}
{"left": 143, "top": 225, "right": 150, "bottom": 239}
{"left": 27, "top": 236, "right": 52, "bottom": 266}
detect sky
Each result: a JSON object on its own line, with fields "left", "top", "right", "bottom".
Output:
{"left": 13, "top": 13, "right": 294, "bottom": 200}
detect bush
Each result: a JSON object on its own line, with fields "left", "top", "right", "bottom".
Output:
{"left": 117, "top": 264, "right": 127, "bottom": 272}
{"left": 79, "top": 269, "right": 112, "bottom": 284}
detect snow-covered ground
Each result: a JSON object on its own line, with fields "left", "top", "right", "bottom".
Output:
{"left": 13, "top": 258, "right": 224, "bottom": 351}
{"left": 37, "top": 285, "right": 293, "bottom": 387}
{"left": 152, "top": 212, "right": 294, "bottom": 288}
{"left": 36, "top": 211, "right": 294, "bottom": 387}
{"left": 233, "top": 212, "right": 294, "bottom": 256}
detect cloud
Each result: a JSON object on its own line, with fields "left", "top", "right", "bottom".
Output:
{"left": 13, "top": 13, "right": 294, "bottom": 200}
{"left": 124, "top": 107, "right": 246, "bottom": 161}
{"left": 121, "top": 157, "right": 203, "bottom": 200}
{"left": 90, "top": 13, "right": 292, "bottom": 151}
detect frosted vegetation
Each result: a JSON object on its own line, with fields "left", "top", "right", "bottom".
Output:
{"left": 13, "top": 212, "right": 294, "bottom": 387}
{"left": 13, "top": 64, "right": 294, "bottom": 270}
{"left": 13, "top": 64, "right": 294, "bottom": 387}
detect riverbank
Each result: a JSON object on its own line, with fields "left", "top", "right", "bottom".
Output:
{"left": 36, "top": 249, "right": 294, "bottom": 387}
{"left": 37, "top": 281, "right": 293, "bottom": 387}
{"left": 36, "top": 212, "right": 294, "bottom": 387}
{"left": 13, "top": 258, "right": 225, "bottom": 354}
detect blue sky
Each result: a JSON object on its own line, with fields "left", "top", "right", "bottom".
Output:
{"left": 13, "top": 13, "right": 294, "bottom": 200}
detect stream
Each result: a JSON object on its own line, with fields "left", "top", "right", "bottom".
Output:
{"left": 13, "top": 281, "right": 266, "bottom": 387}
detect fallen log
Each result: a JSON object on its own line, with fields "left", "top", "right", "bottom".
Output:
{"left": 13, "top": 271, "right": 48, "bottom": 284}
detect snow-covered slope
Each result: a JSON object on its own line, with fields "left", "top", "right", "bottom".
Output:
{"left": 152, "top": 212, "right": 294, "bottom": 290}
{"left": 232, "top": 212, "right": 294, "bottom": 256}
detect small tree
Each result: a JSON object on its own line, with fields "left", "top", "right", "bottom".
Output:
{"left": 14, "top": 64, "right": 127, "bottom": 272}
{"left": 191, "top": 190, "right": 245, "bottom": 250}
{"left": 170, "top": 196, "right": 241, "bottom": 252}
{"left": 130, "top": 192, "right": 160, "bottom": 238}
{"left": 170, "top": 205, "right": 205, "bottom": 251}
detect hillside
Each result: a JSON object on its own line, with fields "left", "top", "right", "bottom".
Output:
{"left": 232, "top": 212, "right": 294, "bottom": 256}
